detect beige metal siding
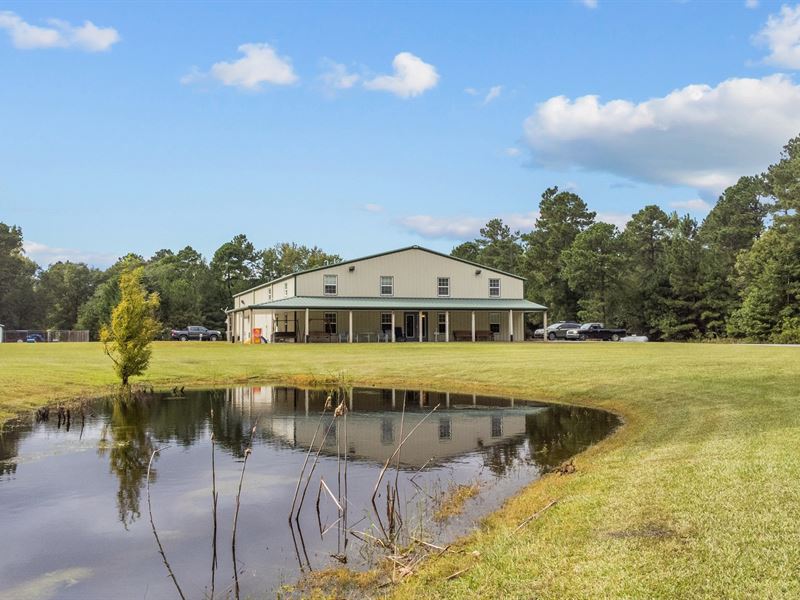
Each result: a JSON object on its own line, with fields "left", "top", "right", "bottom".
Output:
{"left": 233, "top": 277, "right": 295, "bottom": 308}
{"left": 295, "top": 248, "right": 523, "bottom": 299}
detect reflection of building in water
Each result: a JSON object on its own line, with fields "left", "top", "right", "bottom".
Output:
{"left": 227, "top": 385, "right": 533, "bottom": 468}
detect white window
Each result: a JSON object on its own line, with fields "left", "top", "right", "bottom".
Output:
{"left": 489, "top": 312, "right": 501, "bottom": 334}
{"left": 323, "top": 274, "right": 337, "bottom": 295}
{"left": 489, "top": 278, "right": 501, "bottom": 297}
{"left": 437, "top": 277, "right": 450, "bottom": 297}
{"left": 380, "top": 275, "right": 394, "bottom": 296}
{"left": 323, "top": 312, "right": 337, "bottom": 334}
{"left": 438, "top": 313, "right": 447, "bottom": 334}
{"left": 381, "top": 312, "right": 393, "bottom": 332}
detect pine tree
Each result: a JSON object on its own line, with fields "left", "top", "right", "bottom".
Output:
{"left": 100, "top": 267, "right": 161, "bottom": 385}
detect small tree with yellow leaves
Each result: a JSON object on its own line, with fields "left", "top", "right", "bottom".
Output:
{"left": 101, "top": 267, "right": 161, "bottom": 385}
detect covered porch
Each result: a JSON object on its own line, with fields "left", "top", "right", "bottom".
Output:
{"left": 229, "top": 297, "right": 546, "bottom": 343}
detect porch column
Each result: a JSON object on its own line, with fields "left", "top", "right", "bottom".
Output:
{"left": 508, "top": 309, "right": 514, "bottom": 342}
{"left": 304, "top": 389, "right": 309, "bottom": 416}
{"left": 348, "top": 310, "right": 353, "bottom": 343}
{"left": 391, "top": 388, "right": 396, "bottom": 408}
{"left": 304, "top": 308, "right": 309, "bottom": 343}
{"left": 418, "top": 311, "right": 423, "bottom": 342}
{"left": 445, "top": 311, "right": 450, "bottom": 342}
{"left": 543, "top": 311, "right": 548, "bottom": 342}
{"left": 471, "top": 311, "right": 476, "bottom": 342}
{"left": 391, "top": 312, "right": 396, "bottom": 342}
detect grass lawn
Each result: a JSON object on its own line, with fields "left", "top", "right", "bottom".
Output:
{"left": 1, "top": 341, "right": 799, "bottom": 598}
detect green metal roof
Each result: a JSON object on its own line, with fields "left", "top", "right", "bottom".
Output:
{"left": 244, "top": 296, "right": 546, "bottom": 311}
{"left": 234, "top": 245, "right": 526, "bottom": 297}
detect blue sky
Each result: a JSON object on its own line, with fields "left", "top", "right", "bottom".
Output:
{"left": 2, "top": 1, "right": 800, "bottom": 267}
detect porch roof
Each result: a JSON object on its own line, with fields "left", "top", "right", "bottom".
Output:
{"left": 246, "top": 296, "right": 546, "bottom": 311}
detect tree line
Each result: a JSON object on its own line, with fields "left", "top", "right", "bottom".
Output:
{"left": 452, "top": 134, "right": 799, "bottom": 343}
{"left": 0, "top": 232, "right": 341, "bottom": 338}
{"left": 1, "top": 133, "right": 797, "bottom": 342}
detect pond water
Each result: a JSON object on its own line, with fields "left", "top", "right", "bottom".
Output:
{"left": 0, "top": 386, "right": 618, "bottom": 599}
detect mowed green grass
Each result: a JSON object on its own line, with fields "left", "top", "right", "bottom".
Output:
{"left": 1, "top": 341, "right": 799, "bottom": 598}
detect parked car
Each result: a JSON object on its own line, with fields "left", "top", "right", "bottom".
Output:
{"left": 533, "top": 322, "right": 581, "bottom": 341}
{"left": 25, "top": 333, "right": 45, "bottom": 343}
{"left": 169, "top": 326, "right": 222, "bottom": 341}
{"left": 565, "top": 323, "right": 627, "bottom": 341}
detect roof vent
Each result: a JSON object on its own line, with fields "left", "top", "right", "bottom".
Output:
{"left": 475, "top": 269, "right": 482, "bottom": 275}
{"left": 349, "top": 265, "right": 356, "bottom": 272}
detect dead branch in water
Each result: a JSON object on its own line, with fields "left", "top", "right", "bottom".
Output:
{"left": 146, "top": 445, "right": 186, "bottom": 600}
{"left": 232, "top": 424, "right": 256, "bottom": 600}
{"left": 371, "top": 403, "right": 440, "bottom": 502}
{"left": 512, "top": 499, "right": 558, "bottom": 534}
{"left": 294, "top": 402, "right": 342, "bottom": 521}
{"left": 210, "top": 411, "right": 218, "bottom": 600}
{"left": 288, "top": 397, "right": 331, "bottom": 521}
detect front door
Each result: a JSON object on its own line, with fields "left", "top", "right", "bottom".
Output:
{"left": 405, "top": 313, "right": 416, "bottom": 339}
{"left": 404, "top": 312, "right": 428, "bottom": 340}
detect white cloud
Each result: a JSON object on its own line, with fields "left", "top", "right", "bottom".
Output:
{"left": 483, "top": 85, "right": 503, "bottom": 105}
{"left": 364, "top": 52, "right": 439, "bottom": 98}
{"left": 581, "top": 0, "right": 598, "bottom": 8}
{"left": 362, "top": 203, "right": 384, "bottom": 213}
{"left": 183, "top": 43, "right": 298, "bottom": 90}
{"left": 398, "top": 211, "right": 538, "bottom": 239}
{"left": 504, "top": 147, "right": 522, "bottom": 157}
{"left": 669, "top": 198, "right": 712, "bottom": 212}
{"left": 745, "top": 0, "right": 759, "bottom": 8}
{"left": 320, "top": 59, "right": 359, "bottom": 92}
{"left": 464, "top": 87, "right": 479, "bottom": 96}
{"left": 398, "top": 208, "right": 631, "bottom": 239}
{"left": 399, "top": 215, "right": 484, "bottom": 239}
{"left": 0, "top": 11, "right": 119, "bottom": 52}
{"left": 23, "top": 241, "right": 118, "bottom": 268}
{"left": 755, "top": 4, "right": 800, "bottom": 68}
{"left": 523, "top": 75, "right": 800, "bottom": 194}
{"left": 596, "top": 213, "right": 631, "bottom": 229}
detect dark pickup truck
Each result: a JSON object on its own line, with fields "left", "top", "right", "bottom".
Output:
{"left": 565, "top": 323, "right": 626, "bottom": 341}
{"left": 170, "top": 326, "right": 222, "bottom": 341}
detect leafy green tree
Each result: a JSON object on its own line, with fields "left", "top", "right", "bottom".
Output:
{"left": 521, "top": 187, "right": 595, "bottom": 320}
{"left": 38, "top": 261, "right": 100, "bottom": 329}
{"left": 451, "top": 240, "right": 481, "bottom": 263}
{"left": 100, "top": 267, "right": 161, "bottom": 385}
{"left": 260, "top": 242, "right": 342, "bottom": 281}
{"left": 562, "top": 222, "right": 625, "bottom": 323}
{"left": 77, "top": 254, "right": 144, "bottom": 338}
{"left": 657, "top": 214, "right": 705, "bottom": 340}
{"left": 144, "top": 246, "right": 209, "bottom": 330}
{"left": 728, "top": 135, "right": 800, "bottom": 341}
{"left": 0, "top": 223, "right": 39, "bottom": 329}
{"left": 620, "top": 205, "right": 672, "bottom": 337}
{"left": 698, "top": 176, "right": 767, "bottom": 336}
{"left": 476, "top": 219, "right": 523, "bottom": 274}
{"left": 210, "top": 234, "right": 260, "bottom": 302}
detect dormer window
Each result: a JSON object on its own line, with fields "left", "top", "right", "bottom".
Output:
{"left": 323, "top": 274, "right": 337, "bottom": 295}
{"left": 489, "top": 278, "right": 500, "bottom": 297}
{"left": 380, "top": 275, "right": 394, "bottom": 296}
{"left": 437, "top": 277, "right": 450, "bottom": 297}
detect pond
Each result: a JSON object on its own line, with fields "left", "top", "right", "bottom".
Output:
{"left": 0, "top": 386, "right": 618, "bottom": 599}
